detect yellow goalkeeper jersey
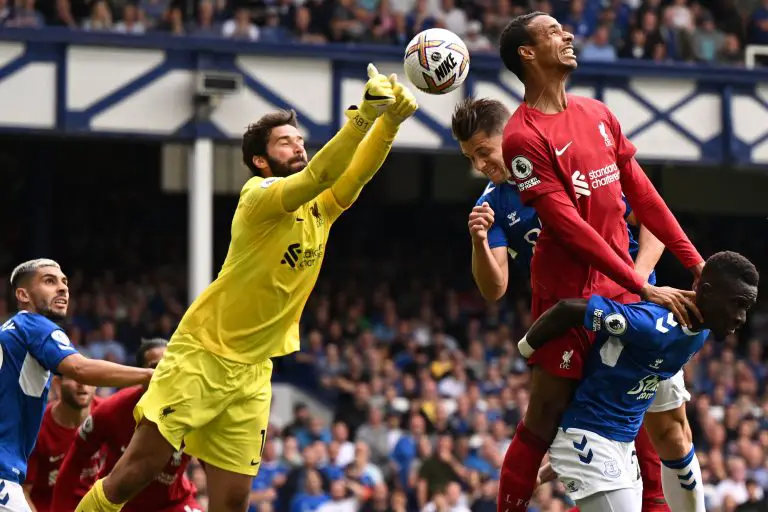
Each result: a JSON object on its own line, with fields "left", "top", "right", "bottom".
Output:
{"left": 175, "top": 175, "right": 345, "bottom": 364}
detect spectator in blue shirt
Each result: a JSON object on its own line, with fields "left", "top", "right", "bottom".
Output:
{"left": 290, "top": 469, "right": 330, "bottom": 512}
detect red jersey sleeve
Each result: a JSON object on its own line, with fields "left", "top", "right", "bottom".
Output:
{"left": 52, "top": 412, "right": 106, "bottom": 511}
{"left": 607, "top": 112, "right": 703, "bottom": 270}
{"left": 502, "top": 122, "right": 564, "bottom": 204}
{"left": 532, "top": 191, "right": 647, "bottom": 293}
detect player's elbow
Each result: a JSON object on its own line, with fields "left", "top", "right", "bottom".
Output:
{"left": 551, "top": 299, "right": 587, "bottom": 324}
{"left": 478, "top": 281, "right": 506, "bottom": 302}
{"left": 57, "top": 354, "right": 96, "bottom": 385}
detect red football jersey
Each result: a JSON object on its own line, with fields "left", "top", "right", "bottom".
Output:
{"left": 25, "top": 398, "right": 103, "bottom": 512}
{"left": 503, "top": 95, "right": 640, "bottom": 301}
{"left": 52, "top": 386, "right": 197, "bottom": 512}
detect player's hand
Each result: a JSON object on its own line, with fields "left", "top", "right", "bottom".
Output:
{"left": 536, "top": 463, "right": 557, "bottom": 487}
{"left": 640, "top": 284, "right": 702, "bottom": 328}
{"left": 691, "top": 261, "right": 705, "bottom": 290}
{"left": 468, "top": 202, "right": 495, "bottom": 242}
{"left": 358, "top": 63, "right": 395, "bottom": 122}
{"left": 384, "top": 73, "right": 418, "bottom": 125}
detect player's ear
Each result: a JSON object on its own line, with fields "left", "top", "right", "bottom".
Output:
{"left": 518, "top": 44, "right": 535, "bottom": 64}
{"left": 14, "top": 287, "right": 30, "bottom": 305}
{"left": 252, "top": 156, "right": 268, "bottom": 174}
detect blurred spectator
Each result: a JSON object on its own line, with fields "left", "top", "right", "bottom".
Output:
{"left": 749, "top": 0, "right": 768, "bottom": 44}
{"left": 7, "top": 0, "right": 44, "bottom": 27}
{"left": 82, "top": 0, "right": 112, "bottom": 30}
{"left": 0, "top": 0, "right": 12, "bottom": 24}
{"left": 222, "top": 7, "right": 259, "bottom": 40}
{"left": 260, "top": 7, "right": 291, "bottom": 42}
{"left": 580, "top": 23, "right": 618, "bottom": 61}
{"left": 620, "top": 27, "right": 651, "bottom": 58}
{"left": 87, "top": 320, "right": 127, "bottom": 363}
{"left": 440, "top": 0, "right": 466, "bottom": 36}
{"left": 692, "top": 12, "right": 726, "bottom": 62}
{"left": 464, "top": 20, "right": 492, "bottom": 51}
{"left": 719, "top": 32, "right": 743, "bottom": 64}
{"left": 113, "top": 3, "right": 146, "bottom": 34}
{"left": 562, "top": 0, "right": 594, "bottom": 46}
{"left": 188, "top": 0, "right": 221, "bottom": 37}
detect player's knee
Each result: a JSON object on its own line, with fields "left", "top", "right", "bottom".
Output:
{"left": 218, "top": 486, "right": 250, "bottom": 512}
{"left": 644, "top": 408, "right": 691, "bottom": 460}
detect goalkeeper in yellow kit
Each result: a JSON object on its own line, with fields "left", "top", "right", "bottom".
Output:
{"left": 76, "top": 64, "right": 418, "bottom": 512}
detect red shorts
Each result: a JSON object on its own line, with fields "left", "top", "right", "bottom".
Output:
{"left": 527, "top": 291, "right": 639, "bottom": 380}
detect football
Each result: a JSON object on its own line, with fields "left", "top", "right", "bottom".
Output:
{"left": 403, "top": 28, "right": 470, "bottom": 95}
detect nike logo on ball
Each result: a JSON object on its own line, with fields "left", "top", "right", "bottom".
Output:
{"left": 555, "top": 141, "right": 572, "bottom": 156}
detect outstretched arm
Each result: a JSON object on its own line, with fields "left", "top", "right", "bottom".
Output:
{"left": 57, "top": 353, "right": 152, "bottom": 388}
{"left": 620, "top": 158, "right": 703, "bottom": 274}
{"left": 606, "top": 110, "right": 703, "bottom": 277}
{"left": 324, "top": 74, "right": 418, "bottom": 213}
{"left": 243, "top": 64, "right": 396, "bottom": 217}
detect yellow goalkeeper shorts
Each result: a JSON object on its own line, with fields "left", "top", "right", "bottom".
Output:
{"left": 134, "top": 335, "right": 272, "bottom": 476}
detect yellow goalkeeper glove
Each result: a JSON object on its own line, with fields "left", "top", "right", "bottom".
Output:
{"left": 345, "top": 63, "right": 395, "bottom": 132}
{"left": 383, "top": 73, "right": 418, "bottom": 126}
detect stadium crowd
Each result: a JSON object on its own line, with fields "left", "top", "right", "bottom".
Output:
{"left": 1, "top": 210, "right": 766, "bottom": 512}
{"left": 0, "top": 0, "right": 767, "bottom": 65}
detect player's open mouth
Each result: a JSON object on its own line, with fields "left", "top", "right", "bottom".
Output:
{"left": 561, "top": 46, "right": 575, "bottom": 57}
{"left": 52, "top": 298, "right": 67, "bottom": 306}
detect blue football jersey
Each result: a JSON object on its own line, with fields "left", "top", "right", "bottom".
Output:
{"left": 0, "top": 311, "right": 78, "bottom": 483}
{"left": 476, "top": 183, "right": 656, "bottom": 284}
{"left": 560, "top": 296, "right": 708, "bottom": 442}
{"left": 475, "top": 181, "right": 540, "bottom": 268}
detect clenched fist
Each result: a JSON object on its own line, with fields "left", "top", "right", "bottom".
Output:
{"left": 468, "top": 202, "right": 495, "bottom": 242}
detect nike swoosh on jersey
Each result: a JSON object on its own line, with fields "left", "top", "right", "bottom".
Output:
{"left": 555, "top": 141, "right": 573, "bottom": 156}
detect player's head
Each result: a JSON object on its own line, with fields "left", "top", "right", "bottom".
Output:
{"left": 696, "top": 251, "right": 759, "bottom": 340}
{"left": 499, "top": 12, "right": 576, "bottom": 84}
{"left": 137, "top": 337, "right": 168, "bottom": 369}
{"left": 242, "top": 109, "right": 308, "bottom": 178}
{"left": 451, "top": 97, "right": 511, "bottom": 184}
{"left": 10, "top": 258, "right": 68, "bottom": 321}
{"left": 137, "top": 338, "right": 167, "bottom": 390}
{"left": 55, "top": 375, "right": 95, "bottom": 410}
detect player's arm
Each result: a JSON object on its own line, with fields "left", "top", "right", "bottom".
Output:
{"left": 53, "top": 413, "right": 106, "bottom": 510}
{"left": 505, "top": 132, "right": 648, "bottom": 294}
{"left": 244, "top": 64, "right": 395, "bottom": 218}
{"left": 626, "top": 200, "right": 665, "bottom": 283}
{"left": 635, "top": 222, "right": 664, "bottom": 282}
{"left": 518, "top": 295, "right": 657, "bottom": 357}
{"left": 322, "top": 74, "right": 417, "bottom": 217}
{"left": 608, "top": 110, "right": 704, "bottom": 278}
{"left": 506, "top": 133, "right": 698, "bottom": 327}
{"left": 470, "top": 201, "right": 509, "bottom": 301}
{"left": 57, "top": 353, "right": 152, "bottom": 388}
{"left": 22, "top": 487, "right": 38, "bottom": 512}
{"left": 27, "top": 329, "right": 152, "bottom": 388}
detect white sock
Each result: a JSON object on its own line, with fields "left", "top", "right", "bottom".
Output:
{"left": 661, "top": 446, "right": 706, "bottom": 512}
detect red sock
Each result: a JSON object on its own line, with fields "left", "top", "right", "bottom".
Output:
{"left": 498, "top": 421, "right": 550, "bottom": 512}
{"left": 635, "top": 427, "right": 671, "bottom": 512}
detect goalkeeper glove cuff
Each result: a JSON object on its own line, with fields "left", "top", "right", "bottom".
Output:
{"left": 344, "top": 106, "right": 375, "bottom": 134}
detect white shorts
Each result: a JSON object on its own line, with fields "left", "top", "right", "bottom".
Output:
{"left": 648, "top": 370, "right": 690, "bottom": 413}
{"left": 0, "top": 480, "right": 31, "bottom": 512}
{"left": 549, "top": 427, "right": 643, "bottom": 503}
